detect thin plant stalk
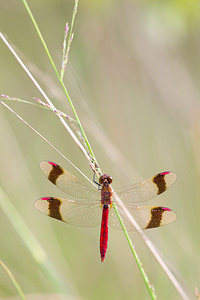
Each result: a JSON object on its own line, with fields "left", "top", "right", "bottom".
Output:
{"left": 61, "top": 0, "right": 78, "bottom": 80}
{"left": 21, "top": 0, "right": 98, "bottom": 171}
{"left": 0, "top": 33, "right": 93, "bottom": 169}
{"left": 0, "top": 101, "right": 94, "bottom": 187}
{"left": 0, "top": 260, "right": 26, "bottom": 300}
{"left": 61, "top": 22, "right": 69, "bottom": 77}
{"left": 113, "top": 193, "right": 190, "bottom": 300}
{"left": 0, "top": 95, "right": 77, "bottom": 122}
{"left": 113, "top": 203, "right": 157, "bottom": 299}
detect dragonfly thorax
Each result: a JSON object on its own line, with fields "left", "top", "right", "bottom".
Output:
{"left": 100, "top": 174, "right": 112, "bottom": 206}
{"left": 99, "top": 174, "right": 113, "bottom": 185}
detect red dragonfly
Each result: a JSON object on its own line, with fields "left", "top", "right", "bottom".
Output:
{"left": 35, "top": 161, "right": 177, "bottom": 262}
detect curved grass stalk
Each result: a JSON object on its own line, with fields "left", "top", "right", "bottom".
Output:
{"left": 0, "top": 260, "right": 26, "bottom": 300}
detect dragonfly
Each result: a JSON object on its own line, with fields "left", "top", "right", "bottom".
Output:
{"left": 35, "top": 161, "right": 177, "bottom": 262}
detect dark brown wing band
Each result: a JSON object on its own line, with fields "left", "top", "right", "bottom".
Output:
{"left": 47, "top": 197, "right": 63, "bottom": 221}
{"left": 153, "top": 173, "right": 167, "bottom": 195}
{"left": 145, "top": 207, "right": 165, "bottom": 229}
{"left": 48, "top": 164, "right": 64, "bottom": 185}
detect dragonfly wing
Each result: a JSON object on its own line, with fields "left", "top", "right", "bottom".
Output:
{"left": 114, "top": 172, "right": 177, "bottom": 204}
{"left": 40, "top": 161, "right": 100, "bottom": 200}
{"left": 35, "top": 197, "right": 102, "bottom": 227}
{"left": 108, "top": 205, "right": 176, "bottom": 231}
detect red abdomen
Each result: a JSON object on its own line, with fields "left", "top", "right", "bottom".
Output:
{"left": 100, "top": 205, "right": 109, "bottom": 262}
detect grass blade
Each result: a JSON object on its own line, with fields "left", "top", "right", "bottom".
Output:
{"left": 0, "top": 260, "right": 26, "bottom": 300}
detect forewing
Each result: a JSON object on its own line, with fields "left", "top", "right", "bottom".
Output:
{"left": 108, "top": 205, "right": 176, "bottom": 230}
{"left": 35, "top": 197, "right": 102, "bottom": 227}
{"left": 40, "top": 161, "right": 100, "bottom": 200}
{"left": 113, "top": 171, "right": 177, "bottom": 204}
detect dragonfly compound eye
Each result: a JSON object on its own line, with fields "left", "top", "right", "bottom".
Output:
{"left": 99, "top": 174, "right": 113, "bottom": 184}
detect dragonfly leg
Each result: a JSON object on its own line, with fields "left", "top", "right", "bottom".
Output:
{"left": 93, "top": 172, "right": 101, "bottom": 188}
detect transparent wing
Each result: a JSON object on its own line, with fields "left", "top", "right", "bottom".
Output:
{"left": 113, "top": 171, "right": 177, "bottom": 204}
{"left": 35, "top": 197, "right": 102, "bottom": 227}
{"left": 40, "top": 161, "right": 100, "bottom": 200}
{"left": 108, "top": 205, "right": 176, "bottom": 231}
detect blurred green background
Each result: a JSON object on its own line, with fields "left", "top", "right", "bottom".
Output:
{"left": 0, "top": 0, "right": 200, "bottom": 299}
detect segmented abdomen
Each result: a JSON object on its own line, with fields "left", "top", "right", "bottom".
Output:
{"left": 100, "top": 205, "right": 109, "bottom": 262}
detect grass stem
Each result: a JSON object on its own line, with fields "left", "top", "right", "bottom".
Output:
{"left": 0, "top": 260, "right": 26, "bottom": 300}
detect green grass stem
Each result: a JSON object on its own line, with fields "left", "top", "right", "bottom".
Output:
{"left": 0, "top": 260, "right": 26, "bottom": 300}
{"left": 113, "top": 203, "right": 157, "bottom": 299}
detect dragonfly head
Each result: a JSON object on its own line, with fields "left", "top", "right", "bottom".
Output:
{"left": 99, "top": 174, "right": 113, "bottom": 184}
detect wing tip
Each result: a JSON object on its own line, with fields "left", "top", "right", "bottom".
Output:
{"left": 161, "top": 171, "right": 177, "bottom": 187}
{"left": 34, "top": 198, "right": 48, "bottom": 212}
{"left": 161, "top": 206, "right": 177, "bottom": 223}
{"left": 40, "top": 161, "right": 57, "bottom": 169}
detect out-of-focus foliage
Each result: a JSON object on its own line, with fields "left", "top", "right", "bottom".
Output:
{"left": 141, "top": 0, "right": 200, "bottom": 46}
{"left": 144, "top": 0, "right": 200, "bottom": 25}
